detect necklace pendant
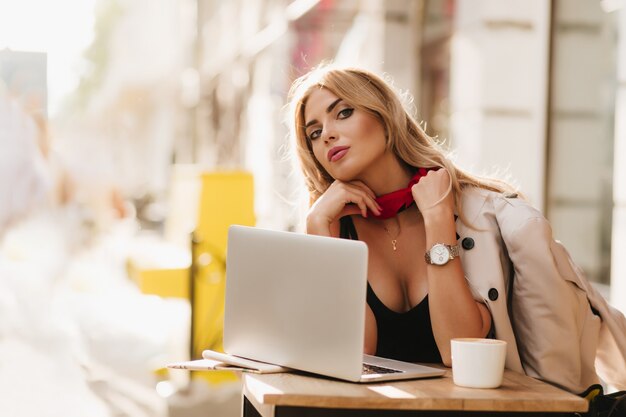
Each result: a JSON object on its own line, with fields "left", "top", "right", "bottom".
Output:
{"left": 391, "top": 239, "right": 397, "bottom": 251}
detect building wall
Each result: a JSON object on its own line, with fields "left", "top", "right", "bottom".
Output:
{"left": 449, "top": 0, "right": 551, "bottom": 209}
{"left": 547, "top": 0, "right": 617, "bottom": 285}
{"left": 611, "top": 5, "right": 626, "bottom": 312}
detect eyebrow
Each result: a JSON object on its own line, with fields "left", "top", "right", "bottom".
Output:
{"left": 304, "top": 98, "right": 343, "bottom": 129}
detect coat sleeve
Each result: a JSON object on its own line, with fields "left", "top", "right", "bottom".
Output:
{"left": 551, "top": 241, "right": 626, "bottom": 390}
{"left": 493, "top": 196, "right": 601, "bottom": 393}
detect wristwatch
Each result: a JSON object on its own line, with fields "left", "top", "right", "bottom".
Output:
{"left": 425, "top": 243, "right": 460, "bottom": 266}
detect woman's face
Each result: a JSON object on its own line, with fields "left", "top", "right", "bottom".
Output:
{"left": 303, "top": 88, "right": 388, "bottom": 182}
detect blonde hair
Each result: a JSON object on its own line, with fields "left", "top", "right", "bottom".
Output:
{"left": 287, "top": 65, "right": 516, "bottom": 224}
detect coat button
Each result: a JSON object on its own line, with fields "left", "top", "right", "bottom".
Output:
{"left": 462, "top": 237, "right": 475, "bottom": 250}
{"left": 488, "top": 288, "right": 499, "bottom": 301}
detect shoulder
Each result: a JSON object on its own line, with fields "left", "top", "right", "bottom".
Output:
{"left": 468, "top": 190, "right": 555, "bottom": 252}
{"left": 491, "top": 191, "right": 547, "bottom": 238}
{"left": 458, "top": 187, "right": 549, "bottom": 234}
{"left": 456, "top": 187, "right": 502, "bottom": 227}
{"left": 460, "top": 187, "right": 541, "bottom": 217}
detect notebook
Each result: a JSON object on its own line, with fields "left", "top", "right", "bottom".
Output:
{"left": 168, "top": 349, "right": 290, "bottom": 374}
{"left": 217, "top": 224, "right": 445, "bottom": 383}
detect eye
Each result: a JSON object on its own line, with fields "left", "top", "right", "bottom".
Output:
{"left": 308, "top": 128, "right": 322, "bottom": 141}
{"left": 338, "top": 108, "right": 353, "bottom": 119}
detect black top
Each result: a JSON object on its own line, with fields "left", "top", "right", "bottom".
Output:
{"left": 339, "top": 217, "right": 442, "bottom": 363}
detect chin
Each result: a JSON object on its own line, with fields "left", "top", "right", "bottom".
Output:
{"left": 332, "top": 173, "right": 358, "bottom": 183}
{"left": 329, "top": 165, "right": 362, "bottom": 183}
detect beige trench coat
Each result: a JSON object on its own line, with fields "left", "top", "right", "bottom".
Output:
{"left": 456, "top": 187, "right": 626, "bottom": 393}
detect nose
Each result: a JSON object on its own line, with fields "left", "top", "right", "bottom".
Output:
{"left": 321, "top": 126, "right": 337, "bottom": 143}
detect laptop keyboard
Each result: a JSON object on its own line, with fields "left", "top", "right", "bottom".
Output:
{"left": 362, "top": 363, "right": 404, "bottom": 375}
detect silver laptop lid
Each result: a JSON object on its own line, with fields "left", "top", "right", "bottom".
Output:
{"left": 224, "top": 225, "right": 368, "bottom": 381}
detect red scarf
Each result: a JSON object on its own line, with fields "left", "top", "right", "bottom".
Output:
{"left": 368, "top": 168, "right": 434, "bottom": 219}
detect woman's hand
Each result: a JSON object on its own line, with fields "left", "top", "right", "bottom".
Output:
{"left": 411, "top": 168, "right": 455, "bottom": 220}
{"left": 306, "top": 180, "right": 381, "bottom": 236}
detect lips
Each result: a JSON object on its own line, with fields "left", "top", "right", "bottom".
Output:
{"left": 327, "top": 146, "right": 349, "bottom": 162}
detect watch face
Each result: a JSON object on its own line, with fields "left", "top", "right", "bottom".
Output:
{"left": 430, "top": 244, "right": 450, "bottom": 265}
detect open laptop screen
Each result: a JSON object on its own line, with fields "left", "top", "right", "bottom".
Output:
{"left": 223, "top": 225, "right": 369, "bottom": 381}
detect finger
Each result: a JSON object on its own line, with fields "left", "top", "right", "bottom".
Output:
{"left": 340, "top": 204, "right": 363, "bottom": 218}
{"left": 348, "top": 180, "right": 378, "bottom": 201}
{"left": 343, "top": 190, "right": 372, "bottom": 218}
{"left": 434, "top": 167, "right": 450, "bottom": 181}
{"left": 351, "top": 182, "right": 382, "bottom": 212}
{"left": 351, "top": 198, "right": 368, "bottom": 218}
{"left": 351, "top": 193, "right": 370, "bottom": 218}
{"left": 353, "top": 189, "right": 382, "bottom": 216}
{"left": 335, "top": 182, "right": 381, "bottom": 215}
{"left": 364, "top": 194, "right": 382, "bottom": 215}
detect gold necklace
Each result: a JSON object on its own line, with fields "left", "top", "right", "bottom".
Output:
{"left": 382, "top": 219, "right": 401, "bottom": 251}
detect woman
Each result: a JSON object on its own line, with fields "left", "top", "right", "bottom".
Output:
{"left": 287, "top": 65, "right": 626, "bottom": 394}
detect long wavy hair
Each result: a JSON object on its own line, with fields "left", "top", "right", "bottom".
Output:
{"left": 287, "top": 65, "right": 516, "bottom": 223}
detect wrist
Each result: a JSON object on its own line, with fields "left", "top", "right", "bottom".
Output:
{"left": 306, "top": 213, "right": 332, "bottom": 236}
{"left": 421, "top": 205, "right": 455, "bottom": 225}
{"left": 422, "top": 206, "right": 457, "bottom": 246}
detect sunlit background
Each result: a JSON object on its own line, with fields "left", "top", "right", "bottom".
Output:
{"left": 0, "top": 0, "right": 98, "bottom": 115}
{"left": 1, "top": 0, "right": 626, "bottom": 416}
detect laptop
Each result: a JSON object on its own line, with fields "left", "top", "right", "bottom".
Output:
{"left": 222, "top": 224, "right": 445, "bottom": 383}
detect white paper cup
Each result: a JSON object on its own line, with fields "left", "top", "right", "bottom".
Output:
{"left": 451, "top": 338, "right": 507, "bottom": 388}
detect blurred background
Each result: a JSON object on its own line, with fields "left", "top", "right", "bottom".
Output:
{"left": 1, "top": 0, "right": 626, "bottom": 416}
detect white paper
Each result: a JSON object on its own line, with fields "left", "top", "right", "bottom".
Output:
{"left": 167, "top": 350, "right": 290, "bottom": 374}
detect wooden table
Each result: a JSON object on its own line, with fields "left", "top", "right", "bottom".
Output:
{"left": 242, "top": 369, "right": 588, "bottom": 416}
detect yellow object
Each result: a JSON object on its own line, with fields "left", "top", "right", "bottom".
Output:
{"left": 127, "top": 170, "right": 255, "bottom": 386}
{"left": 191, "top": 172, "right": 255, "bottom": 384}
{"left": 127, "top": 266, "right": 189, "bottom": 299}
{"left": 195, "top": 171, "right": 256, "bottom": 252}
